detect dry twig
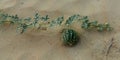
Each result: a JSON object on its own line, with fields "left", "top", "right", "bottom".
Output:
{"left": 105, "top": 38, "right": 114, "bottom": 56}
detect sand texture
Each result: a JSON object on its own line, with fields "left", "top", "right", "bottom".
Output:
{"left": 0, "top": 0, "right": 120, "bottom": 60}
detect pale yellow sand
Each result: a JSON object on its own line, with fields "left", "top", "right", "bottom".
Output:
{"left": 0, "top": 0, "right": 120, "bottom": 60}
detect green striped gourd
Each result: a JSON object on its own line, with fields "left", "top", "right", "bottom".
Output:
{"left": 62, "top": 29, "right": 79, "bottom": 46}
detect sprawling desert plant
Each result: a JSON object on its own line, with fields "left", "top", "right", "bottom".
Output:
{"left": 0, "top": 11, "right": 113, "bottom": 47}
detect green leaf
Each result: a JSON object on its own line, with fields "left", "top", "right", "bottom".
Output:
{"left": 97, "top": 24, "right": 104, "bottom": 31}
{"left": 50, "top": 16, "right": 64, "bottom": 27}
{"left": 65, "top": 14, "right": 80, "bottom": 25}
{"left": 32, "top": 13, "right": 40, "bottom": 26}
{"left": 89, "top": 21, "right": 98, "bottom": 26}
{"left": 81, "top": 22, "right": 89, "bottom": 29}
{"left": 17, "top": 23, "right": 30, "bottom": 34}
{"left": 41, "top": 15, "right": 49, "bottom": 21}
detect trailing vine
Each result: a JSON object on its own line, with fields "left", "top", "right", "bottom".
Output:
{"left": 0, "top": 11, "right": 113, "bottom": 46}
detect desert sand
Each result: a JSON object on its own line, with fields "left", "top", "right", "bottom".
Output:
{"left": 0, "top": 0, "right": 120, "bottom": 60}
